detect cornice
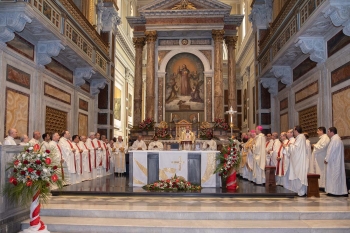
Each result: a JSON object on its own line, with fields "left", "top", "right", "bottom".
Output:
{"left": 115, "top": 28, "right": 135, "bottom": 65}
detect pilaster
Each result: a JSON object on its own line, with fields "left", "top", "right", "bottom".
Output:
{"left": 145, "top": 30, "right": 157, "bottom": 120}
{"left": 133, "top": 37, "right": 145, "bottom": 126}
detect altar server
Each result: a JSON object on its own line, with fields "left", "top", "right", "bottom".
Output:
{"left": 148, "top": 136, "right": 164, "bottom": 150}
{"left": 131, "top": 135, "right": 147, "bottom": 150}
{"left": 115, "top": 136, "right": 128, "bottom": 175}
{"left": 29, "top": 131, "right": 41, "bottom": 146}
{"left": 253, "top": 126, "right": 266, "bottom": 185}
{"left": 324, "top": 127, "right": 348, "bottom": 196}
{"left": 284, "top": 125, "right": 308, "bottom": 196}
{"left": 312, "top": 127, "right": 330, "bottom": 188}
{"left": 4, "top": 128, "right": 17, "bottom": 145}
{"left": 59, "top": 130, "right": 76, "bottom": 184}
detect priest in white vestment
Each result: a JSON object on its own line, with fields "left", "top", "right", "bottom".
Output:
{"left": 29, "top": 131, "right": 41, "bottom": 147}
{"left": 114, "top": 136, "right": 128, "bottom": 174}
{"left": 282, "top": 129, "right": 295, "bottom": 190}
{"left": 40, "top": 133, "right": 51, "bottom": 152}
{"left": 304, "top": 133, "right": 312, "bottom": 174}
{"left": 101, "top": 135, "right": 111, "bottom": 175}
{"left": 267, "top": 132, "right": 281, "bottom": 166}
{"left": 86, "top": 132, "right": 98, "bottom": 179}
{"left": 107, "top": 139, "right": 115, "bottom": 173}
{"left": 312, "top": 127, "right": 330, "bottom": 188}
{"left": 59, "top": 130, "right": 77, "bottom": 184}
{"left": 79, "top": 135, "right": 92, "bottom": 181}
{"left": 246, "top": 131, "right": 256, "bottom": 181}
{"left": 324, "top": 127, "right": 348, "bottom": 196}
{"left": 49, "top": 132, "right": 65, "bottom": 187}
{"left": 265, "top": 134, "right": 273, "bottom": 165}
{"left": 253, "top": 126, "right": 266, "bottom": 185}
{"left": 93, "top": 133, "right": 103, "bottom": 177}
{"left": 276, "top": 132, "right": 288, "bottom": 185}
{"left": 19, "top": 134, "right": 29, "bottom": 146}
{"left": 72, "top": 135, "right": 83, "bottom": 183}
{"left": 4, "top": 128, "right": 17, "bottom": 145}
{"left": 284, "top": 126, "right": 308, "bottom": 196}
{"left": 202, "top": 139, "right": 217, "bottom": 151}
{"left": 131, "top": 135, "right": 147, "bottom": 151}
{"left": 148, "top": 136, "right": 164, "bottom": 150}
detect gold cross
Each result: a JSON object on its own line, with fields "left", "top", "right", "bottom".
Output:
{"left": 171, "top": 156, "right": 185, "bottom": 171}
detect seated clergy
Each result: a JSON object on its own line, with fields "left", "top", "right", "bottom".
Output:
{"left": 148, "top": 136, "right": 163, "bottom": 150}
{"left": 131, "top": 135, "right": 147, "bottom": 150}
{"left": 202, "top": 139, "right": 217, "bottom": 151}
{"left": 4, "top": 128, "right": 18, "bottom": 145}
{"left": 19, "top": 134, "right": 29, "bottom": 146}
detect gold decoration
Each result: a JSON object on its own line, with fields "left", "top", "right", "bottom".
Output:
{"left": 145, "top": 31, "right": 157, "bottom": 43}
{"left": 201, "top": 152, "right": 216, "bottom": 183}
{"left": 200, "top": 121, "right": 211, "bottom": 129}
{"left": 172, "top": 0, "right": 196, "bottom": 10}
{"left": 158, "top": 121, "right": 168, "bottom": 129}
{"left": 134, "top": 159, "right": 148, "bottom": 176}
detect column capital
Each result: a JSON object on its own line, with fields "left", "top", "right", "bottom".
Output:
{"left": 133, "top": 37, "right": 145, "bottom": 48}
{"left": 224, "top": 36, "right": 238, "bottom": 48}
{"left": 145, "top": 30, "right": 157, "bottom": 43}
{"left": 212, "top": 29, "right": 225, "bottom": 42}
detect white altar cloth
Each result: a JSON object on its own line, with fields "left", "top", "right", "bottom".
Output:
{"left": 131, "top": 151, "right": 219, "bottom": 187}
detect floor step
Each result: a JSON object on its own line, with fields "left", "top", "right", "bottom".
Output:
{"left": 21, "top": 217, "right": 350, "bottom": 233}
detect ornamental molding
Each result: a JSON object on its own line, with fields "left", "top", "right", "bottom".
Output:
{"left": 295, "top": 37, "right": 326, "bottom": 63}
{"left": 323, "top": 0, "right": 350, "bottom": 36}
{"left": 270, "top": 66, "right": 292, "bottom": 86}
{"left": 91, "top": 79, "right": 108, "bottom": 95}
{"left": 260, "top": 78, "right": 278, "bottom": 96}
{"left": 97, "top": 1, "right": 121, "bottom": 32}
{"left": 115, "top": 27, "right": 135, "bottom": 63}
{"left": 249, "top": 0, "right": 273, "bottom": 30}
{"left": 0, "top": 11, "right": 32, "bottom": 43}
{"left": 74, "top": 67, "right": 96, "bottom": 87}
{"left": 37, "top": 40, "right": 65, "bottom": 66}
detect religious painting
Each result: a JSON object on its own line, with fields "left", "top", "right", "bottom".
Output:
{"left": 332, "top": 86, "right": 350, "bottom": 138}
{"left": 128, "top": 93, "right": 133, "bottom": 117}
{"left": 114, "top": 86, "right": 121, "bottom": 121}
{"left": 165, "top": 53, "right": 204, "bottom": 111}
{"left": 5, "top": 88, "right": 29, "bottom": 138}
{"left": 78, "top": 113, "right": 88, "bottom": 137}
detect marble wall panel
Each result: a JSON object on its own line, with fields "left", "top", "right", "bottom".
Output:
{"left": 345, "top": 146, "right": 350, "bottom": 162}
{"left": 293, "top": 57, "right": 317, "bottom": 81}
{"left": 280, "top": 98, "right": 288, "bottom": 111}
{"left": 331, "top": 61, "right": 350, "bottom": 87}
{"left": 332, "top": 85, "right": 350, "bottom": 138}
{"left": 5, "top": 88, "right": 29, "bottom": 137}
{"left": 79, "top": 99, "right": 88, "bottom": 111}
{"left": 295, "top": 81, "right": 318, "bottom": 103}
{"left": 278, "top": 80, "right": 286, "bottom": 92}
{"left": 45, "top": 58, "right": 73, "bottom": 83}
{"left": 261, "top": 83, "right": 271, "bottom": 109}
{"left": 158, "top": 50, "right": 171, "bottom": 69}
{"left": 81, "top": 82, "right": 90, "bottom": 93}
{"left": 261, "top": 113, "right": 271, "bottom": 125}
{"left": 6, "top": 64, "right": 31, "bottom": 89}
{"left": 98, "top": 85, "right": 108, "bottom": 109}
{"left": 45, "top": 106, "right": 67, "bottom": 135}
{"left": 98, "top": 113, "right": 108, "bottom": 125}
{"left": 128, "top": 93, "right": 133, "bottom": 117}
{"left": 299, "top": 105, "right": 317, "bottom": 137}
{"left": 280, "top": 113, "right": 289, "bottom": 132}
{"left": 6, "top": 33, "right": 34, "bottom": 60}
{"left": 328, "top": 30, "right": 350, "bottom": 57}
{"left": 199, "top": 50, "right": 212, "bottom": 69}
{"left": 97, "top": 128, "right": 107, "bottom": 137}
{"left": 44, "top": 83, "right": 71, "bottom": 105}
{"left": 78, "top": 113, "right": 88, "bottom": 137}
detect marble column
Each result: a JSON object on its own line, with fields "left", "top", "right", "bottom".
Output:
{"left": 212, "top": 29, "right": 225, "bottom": 119}
{"left": 132, "top": 37, "right": 145, "bottom": 126}
{"left": 145, "top": 30, "right": 157, "bottom": 119}
{"left": 225, "top": 36, "right": 238, "bottom": 125}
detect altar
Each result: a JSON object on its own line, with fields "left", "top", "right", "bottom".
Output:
{"left": 129, "top": 151, "right": 220, "bottom": 187}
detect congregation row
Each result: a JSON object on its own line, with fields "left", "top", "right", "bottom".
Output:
{"left": 239, "top": 126, "right": 348, "bottom": 196}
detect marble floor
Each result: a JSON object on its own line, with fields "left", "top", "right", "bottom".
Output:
{"left": 51, "top": 174, "right": 297, "bottom": 198}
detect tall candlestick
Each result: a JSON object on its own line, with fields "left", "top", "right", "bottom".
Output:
{"left": 198, "top": 113, "right": 199, "bottom": 122}
{"left": 170, "top": 113, "right": 172, "bottom": 122}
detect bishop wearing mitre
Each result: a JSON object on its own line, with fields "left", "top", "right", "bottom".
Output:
{"left": 253, "top": 126, "right": 266, "bottom": 185}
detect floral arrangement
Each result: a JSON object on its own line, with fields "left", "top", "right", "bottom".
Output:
{"left": 139, "top": 117, "right": 155, "bottom": 130}
{"left": 143, "top": 174, "right": 201, "bottom": 191}
{"left": 213, "top": 118, "right": 229, "bottom": 131}
{"left": 214, "top": 138, "right": 241, "bottom": 179}
{"left": 2, "top": 145, "right": 64, "bottom": 205}
{"left": 199, "top": 128, "right": 213, "bottom": 140}
{"left": 156, "top": 127, "right": 170, "bottom": 139}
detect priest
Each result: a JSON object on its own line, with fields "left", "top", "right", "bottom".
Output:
{"left": 253, "top": 126, "right": 266, "bottom": 185}
{"left": 114, "top": 136, "right": 128, "bottom": 175}
{"left": 72, "top": 135, "right": 83, "bottom": 183}
{"left": 59, "top": 130, "right": 77, "bottom": 185}
{"left": 100, "top": 135, "right": 111, "bottom": 175}
{"left": 93, "top": 132, "right": 103, "bottom": 177}
{"left": 49, "top": 132, "right": 65, "bottom": 188}
{"left": 324, "top": 127, "right": 348, "bottom": 196}
{"left": 267, "top": 132, "right": 281, "bottom": 166}
{"left": 312, "top": 126, "right": 330, "bottom": 188}
{"left": 85, "top": 132, "right": 97, "bottom": 179}
{"left": 284, "top": 125, "right": 308, "bottom": 196}
{"left": 79, "top": 135, "right": 92, "bottom": 181}
{"left": 282, "top": 129, "right": 295, "bottom": 190}
{"left": 29, "top": 131, "right": 41, "bottom": 147}
{"left": 4, "top": 128, "right": 17, "bottom": 145}
{"left": 276, "top": 132, "right": 288, "bottom": 185}
{"left": 131, "top": 135, "right": 147, "bottom": 151}
{"left": 148, "top": 136, "right": 164, "bottom": 150}
{"left": 41, "top": 133, "right": 51, "bottom": 152}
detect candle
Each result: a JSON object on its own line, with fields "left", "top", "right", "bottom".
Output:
{"left": 230, "top": 114, "right": 233, "bottom": 123}
{"left": 170, "top": 113, "right": 172, "bottom": 122}
{"left": 198, "top": 113, "right": 199, "bottom": 122}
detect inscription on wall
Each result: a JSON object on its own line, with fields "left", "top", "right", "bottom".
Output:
{"left": 45, "top": 106, "right": 67, "bottom": 135}
{"left": 191, "top": 39, "right": 211, "bottom": 45}
{"left": 159, "top": 39, "right": 179, "bottom": 46}
{"left": 299, "top": 105, "right": 317, "bottom": 137}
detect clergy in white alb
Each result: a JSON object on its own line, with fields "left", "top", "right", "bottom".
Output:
{"left": 304, "top": 133, "right": 311, "bottom": 174}
{"left": 114, "top": 136, "right": 128, "bottom": 174}
{"left": 282, "top": 129, "right": 295, "bottom": 190}
{"left": 4, "top": 128, "right": 17, "bottom": 145}
{"left": 276, "top": 132, "right": 288, "bottom": 185}
{"left": 100, "top": 135, "right": 111, "bottom": 175}
{"left": 29, "top": 131, "right": 41, "bottom": 147}
{"left": 312, "top": 127, "right": 330, "bottom": 188}
{"left": 265, "top": 134, "right": 274, "bottom": 165}
{"left": 267, "top": 132, "right": 281, "bottom": 166}
{"left": 252, "top": 126, "right": 266, "bottom": 185}
{"left": 107, "top": 139, "right": 115, "bottom": 173}
{"left": 148, "top": 136, "right": 164, "bottom": 150}
{"left": 324, "top": 127, "right": 348, "bottom": 195}
{"left": 49, "top": 132, "right": 65, "bottom": 188}
{"left": 285, "top": 126, "right": 308, "bottom": 196}
{"left": 85, "top": 132, "right": 98, "bottom": 178}
{"left": 246, "top": 131, "right": 256, "bottom": 181}
{"left": 131, "top": 135, "right": 147, "bottom": 151}
{"left": 58, "top": 130, "right": 77, "bottom": 184}
{"left": 40, "top": 133, "right": 51, "bottom": 152}
{"left": 72, "top": 135, "right": 83, "bottom": 183}
{"left": 19, "top": 134, "right": 29, "bottom": 146}
{"left": 79, "top": 135, "right": 92, "bottom": 181}
{"left": 92, "top": 133, "right": 103, "bottom": 175}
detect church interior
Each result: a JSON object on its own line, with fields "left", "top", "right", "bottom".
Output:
{"left": 1, "top": 0, "right": 350, "bottom": 232}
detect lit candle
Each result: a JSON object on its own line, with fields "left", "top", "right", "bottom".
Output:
{"left": 198, "top": 113, "right": 199, "bottom": 122}
{"left": 230, "top": 114, "right": 233, "bottom": 123}
{"left": 170, "top": 113, "right": 172, "bottom": 122}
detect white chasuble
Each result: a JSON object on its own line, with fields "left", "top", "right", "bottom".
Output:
{"left": 313, "top": 134, "right": 330, "bottom": 188}
{"left": 253, "top": 133, "right": 266, "bottom": 184}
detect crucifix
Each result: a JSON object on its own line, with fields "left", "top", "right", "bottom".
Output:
{"left": 171, "top": 156, "right": 185, "bottom": 171}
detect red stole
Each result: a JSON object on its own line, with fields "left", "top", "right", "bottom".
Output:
{"left": 57, "top": 144, "right": 64, "bottom": 179}
{"left": 66, "top": 139, "right": 76, "bottom": 173}
{"left": 76, "top": 143, "right": 83, "bottom": 174}
{"left": 83, "top": 143, "right": 92, "bottom": 172}
{"left": 276, "top": 144, "right": 284, "bottom": 176}
{"left": 103, "top": 142, "right": 110, "bottom": 172}
{"left": 91, "top": 141, "right": 97, "bottom": 168}
{"left": 266, "top": 141, "right": 270, "bottom": 148}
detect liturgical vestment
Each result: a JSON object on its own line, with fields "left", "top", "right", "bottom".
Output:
{"left": 313, "top": 134, "right": 330, "bottom": 188}
{"left": 253, "top": 133, "right": 266, "bottom": 184}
